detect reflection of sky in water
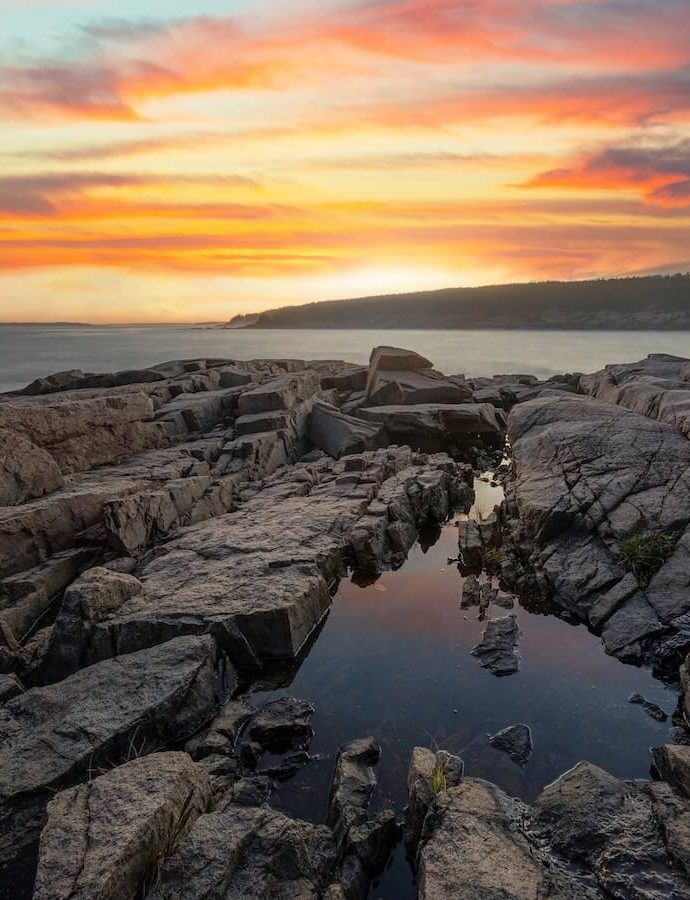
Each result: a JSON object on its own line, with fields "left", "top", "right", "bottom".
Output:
{"left": 250, "top": 526, "right": 675, "bottom": 827}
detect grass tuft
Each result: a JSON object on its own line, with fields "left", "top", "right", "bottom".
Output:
{"left": 431, "top": 756, "right": 447, "bottom": 795}
{"left": 619, "top": 530, "right": 677, "bottom": 585}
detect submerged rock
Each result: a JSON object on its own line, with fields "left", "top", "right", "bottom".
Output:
{"left": 471, "top": 614, "right": 521, "bottom": 676}
{"left": 488, "top": 723, "right": 533, "bottom": 766}
{"left": 628, "top": 692, "right": 668, "bottom": 722}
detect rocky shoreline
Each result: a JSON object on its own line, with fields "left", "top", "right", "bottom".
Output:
{"left": 2, "top": 346, "right": 690, "bottom": 898}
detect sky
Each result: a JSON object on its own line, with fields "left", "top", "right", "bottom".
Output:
{"left": 1, "top": 0, "right": 689, "bottom": 323}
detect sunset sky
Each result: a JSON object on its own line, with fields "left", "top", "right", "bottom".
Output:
{"left": 1, "top": 0, "right": 689, "bottom": 323}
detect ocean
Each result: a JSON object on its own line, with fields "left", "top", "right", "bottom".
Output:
{"left": 1, "top": 324, "right": 689, "bottom": 393}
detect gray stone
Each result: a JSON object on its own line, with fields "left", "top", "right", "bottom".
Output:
{"left": 33, "top": 752, "right": 211, "bottom": 900}
{"left": 238, "top": 370, "right": 320, "bottom": 414}
{"left": 417, "top": 776, "right": 597, "bottom": 899}
{"left": 507, "top": 394, "right": 690, "bottom": 661}
{"left": 0, "top": 428, "right": 64, "bottom": 505}
{"left": 652, "top": 744, "right": 690, "bottom": 798}
{"left": 532, "top": 760, "right": 690, "bottom": 898}
{"left": 357, "top": 403, "right": 503, "bottom": 452}
{"left": 0, "top": 635, "right": 224, "bottom": 866}
{"left": 328, "top": 737, "right": 381, "bottom": 847}
{"left": 471, "top": 614, "right": 521, "bottom": 676}
{"left": 308, "top": 401, "right": 384, "bottom": 459}
{"left": 149, "top": 805, "right": 337, "bottom": 899}
{"left": 488, "top": 723, "right": 533, "bottom": 766}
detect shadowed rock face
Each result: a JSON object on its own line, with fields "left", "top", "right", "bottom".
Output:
{"left": 0, "top": 635, "right": 225, "bottom": 867}
{"left": 506, "top": 394, "right": 690, "bottom": 663}
{"left": 357, "top": 403, "right": 504, "bottom": 453}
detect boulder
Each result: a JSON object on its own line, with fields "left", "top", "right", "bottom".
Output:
{"left": 327, "top": 737, "right": 380, "bottom": 847}
{"left": 246, "top": 696, "right": 315, "bottom": 749}
{"left": 417, "top": 777, "right": 599, "bottom": 899}
{"left": 0, "top": 428, "right": 63, "bottom": 506}
{"left": 308, "top": 402, "right": 384, "bottom": 459}
{"left": 149, "top": 805, "right": 337, "bottom": 899}
{"left": 0, "top": 635, "right": 225, "bottom": 865}
{"left": 365, "top": 346, "right": 433, "bottom": 397}
{"left": 506, "top": 394, "right": 690, "bottom": 661}
{"left": 16, "top": 369, "right": 88, "bottom": 396}
{"left": 39, "top": 567, "right": 146, "bottom": 681}
{"left": 368, "top": 370, "right": 473, "bottom": 406}
{"left": 532, "top": 760, "right": 690, "bottom": 897}
{"left": 652, "top": 744, "right": 690, "bottom": 798}
{"left": 404, "top": 747, "right": 464, "bottom": 853}
{"left": 33, "top": 752, "right": 211, "bottom": 900}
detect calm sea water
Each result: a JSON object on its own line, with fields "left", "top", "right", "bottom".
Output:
{"left": 1, "top": 325, "right": 689, "bottom": 392}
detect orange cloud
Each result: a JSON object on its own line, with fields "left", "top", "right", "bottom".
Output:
{"left": 523, "top": 138, "right": 690, "bottom": 206}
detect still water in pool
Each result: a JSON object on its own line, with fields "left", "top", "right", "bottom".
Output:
{"left": 248, "top": 505, "right": 676, "bottom": 896}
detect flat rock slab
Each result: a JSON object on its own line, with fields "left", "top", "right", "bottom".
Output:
{"left": 149, "top": 805, "right": 337, "bottom": 899}
{"left": 507, "top": 394, "right": 690, "bottom": 661}
{"left": 33, "top": 752, "right": 211, "bottom": 900}
{"left": 0, "top": 635, "right": 224, "bottom": 866}
{"left": 237, "top": 370, "right": 320, "bottom": 415}
{"left": 0, "top": 392, "right": 164, "bottom": 473}
{"left": 471, "top": 615, "right": 521, "bottom": 676}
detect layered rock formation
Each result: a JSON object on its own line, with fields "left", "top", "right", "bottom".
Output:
{"left": 4, "top": 346, "right": 690, "bottom": 898}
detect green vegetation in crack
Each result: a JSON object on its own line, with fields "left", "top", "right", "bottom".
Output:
{"left": 619, "top": 530, "right": 677, "bottom": 586}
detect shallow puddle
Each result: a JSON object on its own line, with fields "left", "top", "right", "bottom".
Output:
{"left": 248, "top": 479, "right": 677, "bottom": 897}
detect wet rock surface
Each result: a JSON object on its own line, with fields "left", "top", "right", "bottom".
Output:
{"left": 488, "top": 723, "right": 533, "bottom": 766}
{"left": 471, "top": 614, "right": 521, "bottom": 675}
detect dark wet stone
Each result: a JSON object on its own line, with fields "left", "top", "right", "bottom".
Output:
{"left": 471, "top": 614, "right": 521, "bottom": 676}
{"left": 247, "top": 696, "right": 315, "bottom": 749}
{"left": 629, "top": 692, "right": 668, "bottom": 722}
{"left": 489, "top": 723, "right": 533, "bottom": 766}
